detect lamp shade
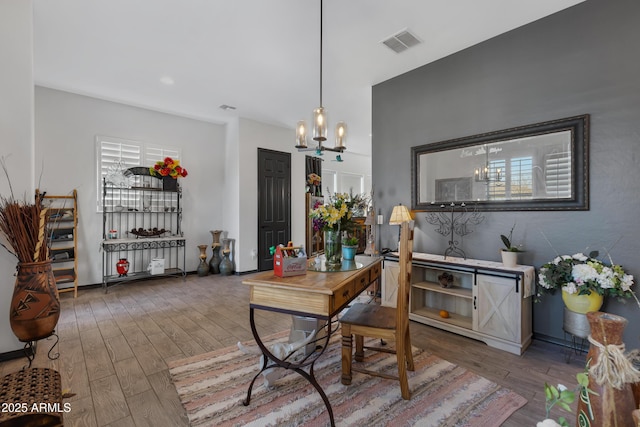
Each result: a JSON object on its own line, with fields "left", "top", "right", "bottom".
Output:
{"left": 295, "top": 120, "right": 308, "bottom": 148}
{"left": 389, "top": 204, "right": 412, "bottom": 225}
{"left": 312, "top": 107, "right": 327, "bottom": 141}
{"left": 334, "top": 121, "right": 346, "bottom": 150}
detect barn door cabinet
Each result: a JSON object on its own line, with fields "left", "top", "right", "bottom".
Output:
{"left": 382, "top": 252, "right": 534, "bottom": 355}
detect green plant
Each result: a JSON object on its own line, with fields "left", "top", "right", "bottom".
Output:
{"left": 542, "top": 370, "right": 594, "bottom": 427}
{"left": 500, "top": 223, "right": 522, "bottom": 252}
{"left": 343, "top": 236, "right": 359, "bottom": 246}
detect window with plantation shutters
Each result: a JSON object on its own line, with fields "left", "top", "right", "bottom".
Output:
{"left": 96, "top": 136, "right": 181, "bottom": 211}
{"left": 483, "top": 157, "right": 533, "bottom": 201}
{"left": 487, "top": 159, "right": 506, "bottom": 200}
{"left": 544, "top": 151, "right": 571, "bottom": 198}
{"left": 509, "top": 157, "right": 533, "bottom": 199}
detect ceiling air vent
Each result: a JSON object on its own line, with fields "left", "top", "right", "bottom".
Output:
{"left": 381, "top": 29, "right": 421, "bottom": 54}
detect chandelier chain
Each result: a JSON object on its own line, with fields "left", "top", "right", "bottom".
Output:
{"left": 319, "top": 0, "right": 323, "bottom": 107}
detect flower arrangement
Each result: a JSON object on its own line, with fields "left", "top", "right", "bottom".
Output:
{"left": 538, "top": 252, "right": 636, "bottom": 301}
{"left": 150, "top": 157, "right": 188, "bottom": 179}
{"left": 307, "top": 173, "right": 322, "bottom": 196}
{"left": 309, "top": 192, "right": 369, "bottom": 233}
{"left": 307, "top": 173, "right": 321, "bottom": 187}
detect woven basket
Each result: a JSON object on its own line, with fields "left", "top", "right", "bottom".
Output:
{"left": 0, "top": 368, "right": 63, "bottom": 427}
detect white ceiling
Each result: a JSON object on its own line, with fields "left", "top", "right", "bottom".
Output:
{"left": 33, "top": 0, "right": 584, "bottom": 156}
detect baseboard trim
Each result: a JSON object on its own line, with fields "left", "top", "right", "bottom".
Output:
{"left": 235, "top": 269, "right": 259, "bottom": 275}
{"left": 532, "top": 333, "right": 585, "bottom": 350}
{"left": 0, "top": 343, "right": 34, "bottom": 363}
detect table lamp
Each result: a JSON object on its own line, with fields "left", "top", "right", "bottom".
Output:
{"left": 389, "top": 204, "right": 412, "bottom": 250}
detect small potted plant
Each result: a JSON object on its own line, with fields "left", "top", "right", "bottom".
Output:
{"left": 500, "top": 223, "right": 523, "bottom": 267}
{"left": 342, "top": 235, "right": 359, "bottom": 261}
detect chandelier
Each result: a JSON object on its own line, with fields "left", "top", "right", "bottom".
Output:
{"left": 474, "top": 164, "right": 502, "bottom": 182}
{"left": 474, "top": 145, "right": 502, "bottom": 183}
{"left": 295, "top": 0, "right": 346, "bottom": 155}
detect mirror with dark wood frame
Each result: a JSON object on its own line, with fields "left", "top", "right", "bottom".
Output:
{"left": 411, "top": 115, "right": 589, "bottom": 211}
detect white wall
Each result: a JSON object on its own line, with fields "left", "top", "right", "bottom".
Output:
{"left": 34, "top": 89, "right": 371, "bottom": 279}
{"left": 35, "top": 87, "right": 227, "bottom": 284}
{"left": 323, "top": 151, "right": 372, "bottom": 196}
{"left": 235, "top": 118, "right": 308, "bottom": 272}
{"left": 0, "top": 0, "right": 34, "bottom": 353}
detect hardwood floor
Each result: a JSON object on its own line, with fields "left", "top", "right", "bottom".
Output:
{"left": 0, "top": 273, "right": 585, "bottom": 426}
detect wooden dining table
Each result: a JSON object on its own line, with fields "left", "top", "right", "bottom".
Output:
{"left": 241, "top": 256, "right": 382, "bottom": 426}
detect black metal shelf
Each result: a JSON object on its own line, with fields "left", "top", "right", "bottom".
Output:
{"left": 103, "top": 268, "right": 185, "bottom": 285}
{"left": 102, "top": 176, "right": 186, "bottom": 292}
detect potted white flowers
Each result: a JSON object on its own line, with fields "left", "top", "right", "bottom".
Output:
{"left": 537, "top": 252, "right": 636, "bottom": 313}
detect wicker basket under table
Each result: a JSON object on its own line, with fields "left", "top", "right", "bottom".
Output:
{"left": 0, "top": 367, "right": 63, "bottom": 427}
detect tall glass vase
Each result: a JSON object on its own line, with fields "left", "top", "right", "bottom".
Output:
{"left": 324, "top": 228, "right": 342, "bottom": 268}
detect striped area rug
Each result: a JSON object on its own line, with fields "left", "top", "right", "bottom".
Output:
{"left": 168, "top": 331, "right": 526, "bottom": 427}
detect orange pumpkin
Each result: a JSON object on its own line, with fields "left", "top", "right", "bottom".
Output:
{"left": 439, "top": 310, "right": 450, "bottom": 319}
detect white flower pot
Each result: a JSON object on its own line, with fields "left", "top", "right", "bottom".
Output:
{"left": 501, "top": 250, "right": 518, "bottom": 268}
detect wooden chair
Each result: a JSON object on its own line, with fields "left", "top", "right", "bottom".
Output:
{"left": 340, "top": 221, "right": 414, "bottom": 399}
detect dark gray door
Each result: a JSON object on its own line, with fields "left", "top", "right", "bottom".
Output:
{"left": 257, "top": 149, "right": 291, "bottom": 271}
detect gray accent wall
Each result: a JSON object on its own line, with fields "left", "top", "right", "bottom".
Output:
{"left": 372, "top": 0, "right": 640, "bottom": 343}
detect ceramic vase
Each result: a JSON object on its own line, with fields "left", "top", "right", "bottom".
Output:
{"left": 209, "top": 230, "right": 222, "bottom": 274}
{"left": 197, "top": 244, "right": 209, "bottom": 277}
{"left": 219, "top": 250, "right": 233, "bottom": 276}
{"left": 10, "top": 260, "right": 60, "bottom": 342}
{"left": 562, "top": 290, "right": 604, "bottom": 314}
{"left": 342, "top": 245, "right": 357, "bottom": 261}
{"left": 116, "top": 258, "right": 129, "bottom": 277}
{"left": 500, "top": 250, "right": 518, "bottom": 268}
{"left": 225, "top": 238, "right": 236, "bottom": 273}
{"left": 324, "top": 229, "right": 342, "bottom": 267}
{"left": 576, "top": 311, "right": 636, "bottom": 427}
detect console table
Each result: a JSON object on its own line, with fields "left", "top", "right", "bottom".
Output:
{"left": 382, "top": 252, "right": 534, "bottom": 355}
{"left": 242, "top": 256, "right": 382, "bottom": 427}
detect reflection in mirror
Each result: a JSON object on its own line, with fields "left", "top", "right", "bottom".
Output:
{"left": 411, "top": 115, "right": 589, "bottom": 211}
